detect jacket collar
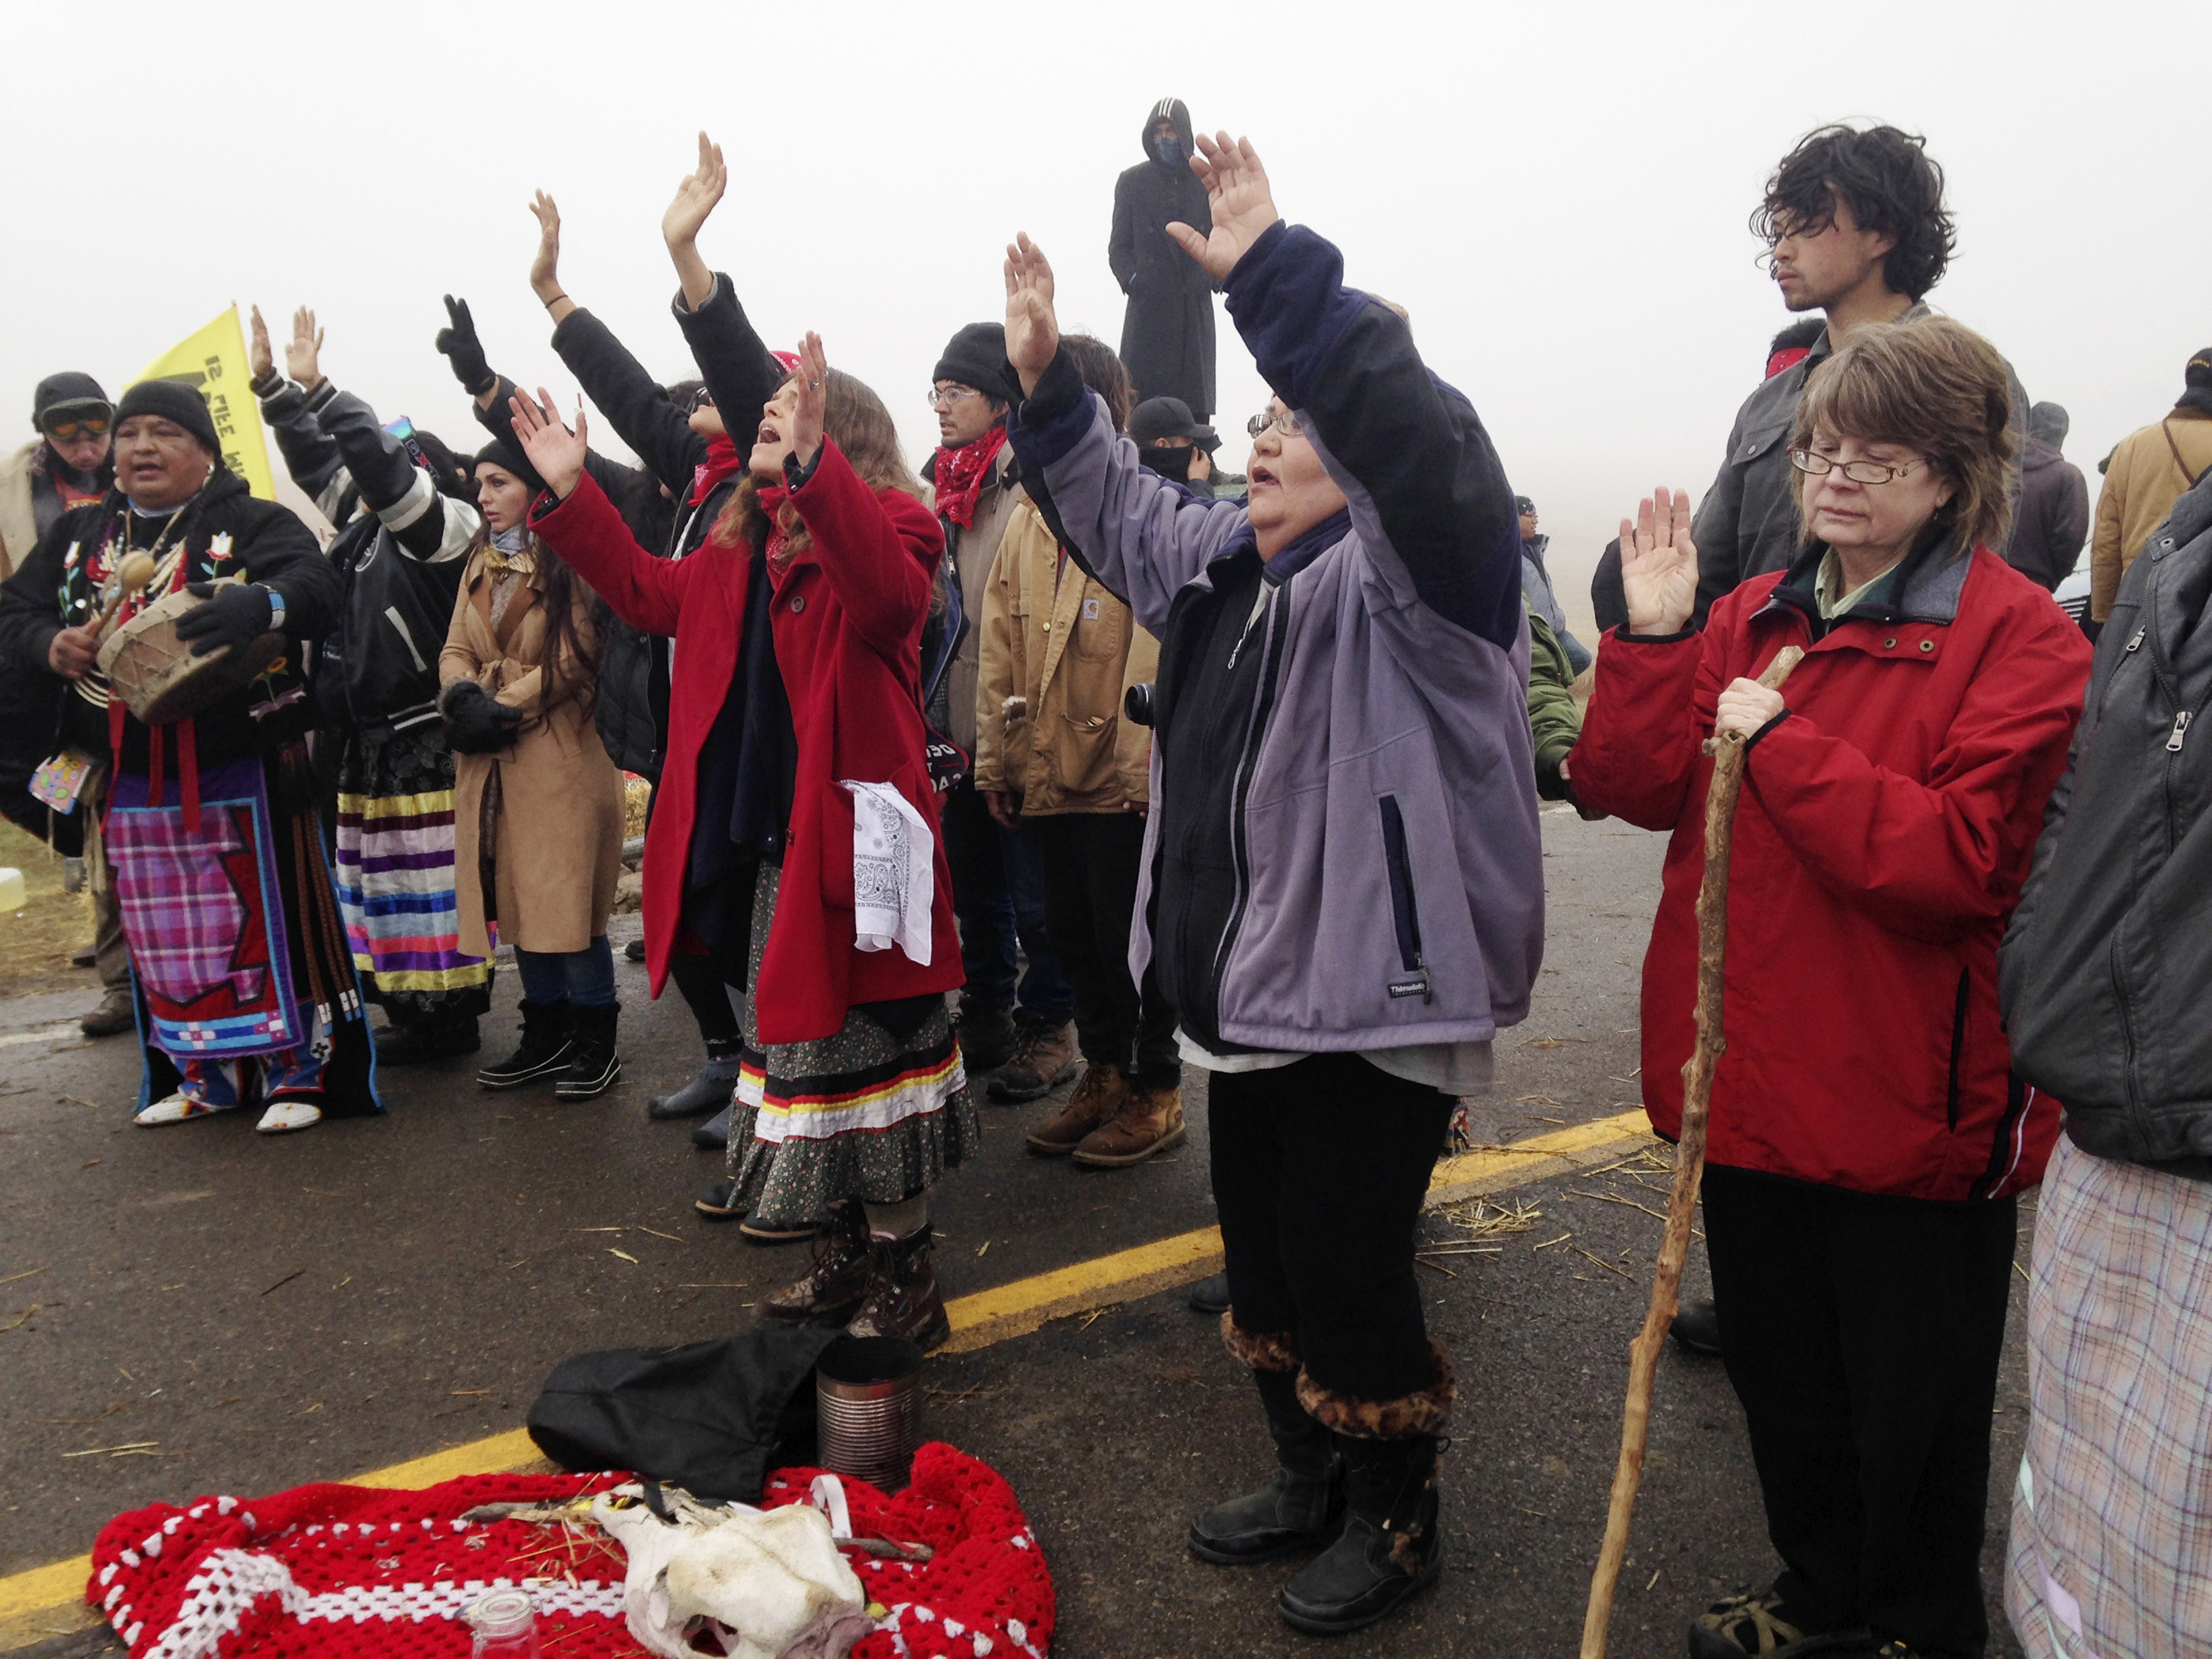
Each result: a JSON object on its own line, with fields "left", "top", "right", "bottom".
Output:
{"left": 1759, "top": 519, "right": 1972, "bottom": 631}
{"left": 1206, "top": 506, "right": 1354, "bottom": 588}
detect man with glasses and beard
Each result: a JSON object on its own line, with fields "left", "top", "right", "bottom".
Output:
{"left": 1, "top": 374, "right": 133, "bottom": 1034}
{"left": 930, "top": 321, "right": 1077, "bottom": 1102}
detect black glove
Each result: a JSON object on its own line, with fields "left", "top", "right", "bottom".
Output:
{"left": 440, "top": 679, "right": 525, "bottom": 754}
{"left": 175, "top": 581, "right": 275, "bottom": 659}
{"left": 435, "top": 295, "right": 496, "bottom": 397}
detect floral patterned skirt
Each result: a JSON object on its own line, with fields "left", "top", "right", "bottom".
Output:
{"left": 725, "top": 861, "right": 979, "bottom": 1227}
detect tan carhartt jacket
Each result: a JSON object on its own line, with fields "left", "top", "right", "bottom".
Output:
{"left": 2090, "top": 407, "right": 2212, "bottom": 620}
{"left": 975, "top": 494, "right": 1157, "bottom": 813}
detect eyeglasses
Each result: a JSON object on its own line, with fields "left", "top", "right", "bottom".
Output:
{"left": 1789, "top": 448, "right": 1928, "bottom": 485}
{"left": 688, "top": 387, "right": 716, "bottom": 413}
{"left": 926, "top": 386, "right": 982, "bottom": 411}
{"left": 1246, "top": 409, "right": 1298, "bottom": 439}
{"left": 42, "top": 411, "right": 111, "bottom": 442}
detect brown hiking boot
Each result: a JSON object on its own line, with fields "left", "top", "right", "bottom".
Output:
{"left": 759, "top": 1202, "right": 873, "bottom": 1322}
{"left": 1073, "top": 1079, "right": 1188, "bottom": 1168}
{"left": 988, "top": 1015, "right": 1078, "bottom": 1102}
{"left": 1025, "top": 1063, "right": 1130, "bottom": 1155}
{"left": 845, "top": 1225, "right": 952, "bottom": 1352}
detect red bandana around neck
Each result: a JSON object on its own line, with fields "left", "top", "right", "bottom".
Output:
{"left": 932, "top": 424, "right": 1007, "bottom": 530}
{"left": 690, "top": 434, "right": 745, "bottom": 506}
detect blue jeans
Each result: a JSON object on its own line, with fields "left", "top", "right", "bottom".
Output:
{"left": 941, "top": 781, "right": 1072, "bottom": 1021}
{"left": 513, "top": 937, "right": 617, "bottom": 1008}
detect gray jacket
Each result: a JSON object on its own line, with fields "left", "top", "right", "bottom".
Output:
{"left": 1013, "top": 220, "right": 1544, "bottom": 1054}
{"left": 2001, "top": 470, "right": 2212, "bottom": 1178}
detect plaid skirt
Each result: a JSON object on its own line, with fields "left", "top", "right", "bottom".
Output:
{"left": 723, "top": 861, "right": 979, "bottom": 1228}
{"left": 2007, "top": 1131, "right": 2212, "bottom": 1658}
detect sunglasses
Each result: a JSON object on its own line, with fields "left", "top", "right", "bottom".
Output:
{"left": 688, "top": 387, "right": 716, "bottom": 414}
{"left": 43, "top": 410, "right": 111, "bottom": 442}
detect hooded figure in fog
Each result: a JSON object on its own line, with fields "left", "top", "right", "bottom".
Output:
{"left": 1110, "top": 98, "right": 1217, "bottom": 419}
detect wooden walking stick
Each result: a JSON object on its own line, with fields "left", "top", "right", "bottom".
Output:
{"left": 1578, "top": 643, "right": 1805, "bottom": 1659}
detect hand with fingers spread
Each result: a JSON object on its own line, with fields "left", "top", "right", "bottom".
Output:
{"left": 1003, "top": 234, "right": 1059, "bottom": 397}
{"left": 435, "top": 294, "right": 496, "bottom": 397}
{"left": 509, "top": 387, "right": 589, "bottom": 500}
{"left": 1618, "top": 488, "right": 1700, "bottom": 636}
{"left": 788, "top": 333, "right": 828, "bottom": 471}
{"left": 1164, "top": 132, "right": 1281, "bottom": 282}
{"left": 527, "top": 190, "right": 568, "bottom": 310}
{"left": 247, "top": 305, "right": 275, "bottom": 382}
{"left": 285, "top": 307, "right": 324, "bottom": 391}
{"left": 663, "top": 130, "right": 727, "bottom": 251}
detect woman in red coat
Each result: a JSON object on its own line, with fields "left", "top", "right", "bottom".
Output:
{"left": 1571, "top": 319, "right": 2091, "bottom": 1659}
{"left": 511, "top": 327, "right": 972, "bottom": 1352}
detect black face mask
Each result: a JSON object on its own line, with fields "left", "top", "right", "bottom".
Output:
{"left": 1141, "top": 445, "right": 1195, "bottom": 483}
{"left": 1152, "top": 137, "right": 1185, "bottom": 168}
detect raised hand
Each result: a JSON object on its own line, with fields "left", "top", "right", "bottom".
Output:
{"left": 509, "top": 387, "right": 589, "bottom": 499}
{"left": 435, "top": 295, "right": 496, "bottom": 397}
{"left": 247, "top": 305, "right": 275, "bottom": 382}
{"left": 790, "top": 333, "right": 828, "bottom": 469}
{"left": 1165, "top": 133, "right": 1281, "bottom": 282}
{"left": 1618, "top": 488, "right": 1700, "bottom": 636}
{"left": 1003, "top": 234, "right": 1058, "bottom": 397}
{"left": 285, "top": 307, "right": 324, "bottom": 389}
{"left": 527, "top": 190, "right": 564, "bottom": 303}
{"left": 662, "top": 131, "right": 727, "bottom": 251}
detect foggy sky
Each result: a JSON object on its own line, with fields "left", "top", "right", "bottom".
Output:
{"left": 5, "top": 0, "right": 2206, "bottom": 637}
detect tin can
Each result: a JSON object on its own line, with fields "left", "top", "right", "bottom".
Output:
{"left": 815, "top": 1335, "right": 926, "bottom": 1490}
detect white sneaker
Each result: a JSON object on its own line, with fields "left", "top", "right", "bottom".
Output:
{"left": 134, "top": 1093, "right": 240, "bottom": 1126}
{"left": 255, "top": 1100, "right": 323, "bottom": 1135}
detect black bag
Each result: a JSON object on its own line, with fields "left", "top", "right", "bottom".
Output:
{"left": 526, "top": 1329, "right": 842, "bottom": 1505}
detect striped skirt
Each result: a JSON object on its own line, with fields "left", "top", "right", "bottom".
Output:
{"left": 725, "top": 860, "right": 980, "bottom": 1228}
{"left": 333, "top": 725, "right": 491, "bottom": 1022}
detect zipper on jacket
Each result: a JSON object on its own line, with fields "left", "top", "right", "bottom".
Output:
{"left": 1208, "top": 584, "right": 1287, "bottom": 1005}
{"left": 1378, "top": 795, "right": 1433, "bottom": 1004}
{"left": 1944, "top": 967, "right": 1970, "bottom": 1132}
{"left": 2167, "top": 710, "right": 2191, "bottom": 752}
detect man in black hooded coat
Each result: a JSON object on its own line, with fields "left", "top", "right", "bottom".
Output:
{"left": 1110, "top": 98, "right": 1216, "bottom": 419}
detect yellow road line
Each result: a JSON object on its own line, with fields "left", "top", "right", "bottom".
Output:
{"left": 0, "top": 1108, "right": 1650, "bottom": 1643}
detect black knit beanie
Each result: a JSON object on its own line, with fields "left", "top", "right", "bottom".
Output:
{"left": 474, "top": 438, "right": 545, "bottom": 494}
{"left": 114, "top": 380, "right": 220, "bottom": 455}
{"left": 932, "top": 323, "right": 1016, "bottom": 407}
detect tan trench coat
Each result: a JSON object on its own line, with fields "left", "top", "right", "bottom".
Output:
{"left": 974, "top": 494, "right": 1157, "bottom": 813}
{"left": 440, "top": 547, "right": 625, "bottom": 957}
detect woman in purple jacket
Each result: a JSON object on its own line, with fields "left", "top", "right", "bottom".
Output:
{"left": 1003, "top": 133, "right": 1542, "bottom": 1635}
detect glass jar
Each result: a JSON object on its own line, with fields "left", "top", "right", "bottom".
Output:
{"left": 464, "top": 1588, "right": 540, "bottom": 1658}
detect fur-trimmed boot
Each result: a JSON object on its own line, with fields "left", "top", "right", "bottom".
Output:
{"left": 1276, "top": 1345, "right": 1453, "bottom": 1635}
{"left": 1189, "top": 1318, "right": 1344, "bottom": 1564}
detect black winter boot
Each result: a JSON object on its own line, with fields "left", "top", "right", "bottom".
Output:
{"left": 1189, "top": 1365, "right": 1344, "bottom": 1564}
{"left": 477, "top": 1000, "right": 573, "bottom": 1088}
{"left": 375, "top": 1015, "right": 482, "bottom": 1066}
{"left": 555, "top": 1003, "right": 623, "bottom": 1100}
{"left": 1276, "top": 1433, "right": 1444, "bottom": 1633}
{"left": 648, "top": 1042, "right": 742, "bottom": 1119}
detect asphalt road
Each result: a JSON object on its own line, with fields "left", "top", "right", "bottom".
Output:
{"left": 0, "top": 809, "right": 2035, "bottom": 1657}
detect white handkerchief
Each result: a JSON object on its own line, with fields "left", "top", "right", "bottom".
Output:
{"left": 841, "top": 781, "right": 933, "bottom": 966}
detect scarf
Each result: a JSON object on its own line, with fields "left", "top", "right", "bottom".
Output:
{"left": 483, "top": 524, "right": 537, "bottom": 580}
{"left": 690, "top": 433, "right": 745, "bottom": 506}
{"left": 931, "top": 425, "right": 1006, "bottom": 531}
{"left": 755, "top": 484, "right": 800, "bottom": 575}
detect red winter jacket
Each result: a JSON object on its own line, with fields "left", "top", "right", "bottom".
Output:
{"left": 1570, "top": 542, "right": 2091, "bottom": 1200}
{"left": 530, "top": 444, "right": 961, "bottom": 1045}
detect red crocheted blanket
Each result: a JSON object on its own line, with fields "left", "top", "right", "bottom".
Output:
{"left": 86, "top": 1441, "right": 1053, "bottom": 1658}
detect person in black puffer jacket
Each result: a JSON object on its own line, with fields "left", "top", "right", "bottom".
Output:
{"left": 1997, "top": 468, "right": 2212, "bottom": 1659}
{"left": 250, "top": 304, "right": 493, "bottom": 1065}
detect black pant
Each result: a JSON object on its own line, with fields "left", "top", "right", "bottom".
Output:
{"left": 941, "top": 781, "right": 1071, "bottom": 1019}
{"left": 1031, "top": 812, "right": 1179, "bottom": 1087}
{"left": 1210, "top": 1053, "right": 1454, "bottom": 1403}
{"left": 1702, "top": 1165, "right": 2016, "bottom": 1659}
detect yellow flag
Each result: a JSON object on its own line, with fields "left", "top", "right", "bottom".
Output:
{"left": 138, "top": 308, "right": 276, "bottom": 500}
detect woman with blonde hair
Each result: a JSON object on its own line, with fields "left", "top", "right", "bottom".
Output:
{"left": 440, "top": 440, "right": 626, "bottom": 1100}
{"left": 1571, "top": 316, "right": 2093, "bottom": 1659}
{"left": 509, "top": 138, "right": 972, "bottom": 1349}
